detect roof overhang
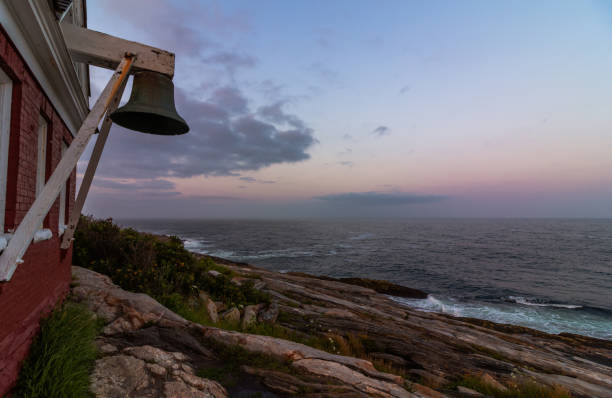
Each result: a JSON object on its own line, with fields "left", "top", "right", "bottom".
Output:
{"left": 0, "top": 0, "right": 89, "bottom": 135}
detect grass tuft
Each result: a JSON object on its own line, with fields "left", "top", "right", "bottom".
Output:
{"left": 458, "top": 375, "right": 571, "bottom": 398}
{"left": 14, "top": 303, "right": 101, "bottom": 398}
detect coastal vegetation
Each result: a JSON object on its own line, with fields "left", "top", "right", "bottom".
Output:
{"left": 14, "top": 303, "right": 100, "bottom": 398}
{"left": 73, "top": 218, "right": 408, "bottom": 360}
{"left": 73, "top": 215, "right": 269, "bottom": 312}
{"left": 47, "top": 216, "right": 590, "bottom": 397}
{"left": 457, "top": 375, "right": 571, "bottom": 398}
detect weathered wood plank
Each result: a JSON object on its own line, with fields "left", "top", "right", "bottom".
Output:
{"left": 0, "top": 56, "right": 134, "bottom": 282}
{"left": 61, "top": 22, "right": 174, "bottom": 77}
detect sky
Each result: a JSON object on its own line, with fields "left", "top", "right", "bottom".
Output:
{"left": 80, "top": 0, "right": 612, "bottom": 218}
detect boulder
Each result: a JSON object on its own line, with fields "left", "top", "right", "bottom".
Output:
{"left": 198, "top": 326, "right": 403, "bottom": 385}
{"left": 74, "top": 262, "right": 612, "bottom": 398}
{"left": 90, "top": 355, "right": 150, "bottom": 397}
{"left": 292, "top": 358, "right": 411, "bottom": 398}
{"left": 114, "top": 326, "right": 215, "bottom": 359}
{"left": 71, "top": 266, "right": 187, "bottom": 328}
{"left": 214, "top": 301, "right": 226, "bottom": 312}
{"left": 164, "top": 380, "right": 226, "bottom": 398}
{"left": 146, "top": 363, "right": 167, "bottom": 377}
{"left": 230, "top": 276, "right": 245, "bottom": 286}
{"left": 258, "top": 302, "right": 279, "bottom": 324}
{"left": 91, "top": 344, "right": 228, "bottom": 398}
{"left": 207, "top": 270, "right": 221, "bottom": 278}
{"left": 97, "top": 342, "right": 118, "bottom": 355}
{"left": 221, "top": 307, "right": 240, "bottom": 323}
{"left": 252, "top": 280, "right": 266, "bottom": 290}
{"left": 241, "top": 305, "right": 259, "bottom": 329}
{"left": 204, "top": 297, "right": 218, "bottom": 323}
{"left": 123, "top": 345, "right": 179, "bottom": 369}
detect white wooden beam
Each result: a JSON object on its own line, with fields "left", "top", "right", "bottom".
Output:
{"left": 60, "top": 75, "right": 129, "bottom": 249}
{"left": 61, "top": 22, "right": 175, "bottom": 77}
{"left": 0, "top": 56, "right": 135, "bottom": 282}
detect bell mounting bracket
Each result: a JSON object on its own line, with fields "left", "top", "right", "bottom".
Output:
{"left": 0, "top": 20, "right": 182, "bottom": 281}
{"left": 60, "top": 22, "right": 175, "bottom": 77}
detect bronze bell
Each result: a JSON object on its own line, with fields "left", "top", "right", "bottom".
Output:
{"left": 110, "top": 71, "right": 189, "bottom": 135}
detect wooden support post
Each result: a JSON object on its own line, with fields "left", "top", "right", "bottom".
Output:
{"left": 0, "top": 56, "right": 134, "bottom": 282}
{"left": 60, "top": 75, "right": 129, "bottom": 249}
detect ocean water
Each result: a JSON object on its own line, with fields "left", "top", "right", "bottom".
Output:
{"left": 117, "top": 218, "right": 612, "bottom": 340}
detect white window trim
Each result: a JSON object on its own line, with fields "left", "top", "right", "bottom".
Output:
{"left": 0, "top": 69, "right": 12, "bottom": 233}
{"left": 36, "top": 115, "right": 48, "bottom": 198}
{"left": 58, "top": 141, "right": 67, "bottom": 234}
{"left": 36, "top": 115, "right": 48, "bottom": 230}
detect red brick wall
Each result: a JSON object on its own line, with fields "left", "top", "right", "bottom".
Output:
{"left": 0, "top": 24, "right": 77, "bottom": 396}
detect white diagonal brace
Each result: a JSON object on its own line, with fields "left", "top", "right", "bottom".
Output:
{"left": 0, "top": 56, "right": 135, "bottom": 282}
{"left": 60, "top": 74, "right": 129, "bottom": 249}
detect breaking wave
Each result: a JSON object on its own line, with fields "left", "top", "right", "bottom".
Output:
{"left": 392, "top": 295, "right": 612, "bottom": 340}
{"left": 506, "top": 296, "right": 583, "bottom": 309}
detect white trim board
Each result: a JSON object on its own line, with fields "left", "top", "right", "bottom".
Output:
{"left": 0, "top": 69, "right": 12, "bottom": 232}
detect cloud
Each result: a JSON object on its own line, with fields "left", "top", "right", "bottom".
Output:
{"left": 202, "top": 52, "right": 257, "bottom": 75}
{"left": 307, "top": 62, "right": 339, "bottom": 85}
{"left": 315, "top": 27, "right": 334, "bottom": 49}
{"left": 258, "top": 102, "right": 306, "bottom": 129}
{"left": 210, "top": 86, "right": 249, "bottom": 114}
{"left": 371, "top": 126, "right": 390, "bottom": 137}
{"left": 87, "top": 0, "right": 315, "bottom": 202}
{"left": 94, "top": 87, "right": 317, "bottom": 180}
{"left": 399, "top": 85, "right": 411, "bottom": 95}
{"left": 94, "top": 178, "right": 176, "bottom": 191}
{"left": 315, "top": 192, "right": 447, "bottom": 206}
{"left": 97, "top": 0, "right": 256, "bottom": 85}
{"left": 258, "top": 80, "right": 284, "bottom": 100}
{"left": 239, "top": 176, "right": 276, "bottom": 184}
{"left": 100, "top": 0, "right": 250, "bottom": 50}
{"left": 338, "top": 161, "right": 354, "bottom": 167}
{"left": 337, "top": 147, "right": 352, "bottom": 156}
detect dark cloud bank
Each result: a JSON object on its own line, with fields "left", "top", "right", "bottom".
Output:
{"left": 316, "top": 192, "right": 447, "bottom": 206}
{"left": 96, "top": 86, "right": 317, "bottom": 182}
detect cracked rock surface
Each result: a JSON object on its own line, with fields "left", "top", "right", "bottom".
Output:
{"left": 90, "top": 343, "right": 227, "bottom": 398}
{"left": 72, "top": 263, "right": 612, "bottom": 398}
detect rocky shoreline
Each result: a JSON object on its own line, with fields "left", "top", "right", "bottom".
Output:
{"left": 71, "top": 254, "right": 612, "bottom": 397}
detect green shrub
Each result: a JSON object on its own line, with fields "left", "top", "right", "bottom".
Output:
{"left": 73, "top": 215, "right": 269, "bottom": 309}
{"left": 14, "top": 303, "right": 101, "bottom": 398}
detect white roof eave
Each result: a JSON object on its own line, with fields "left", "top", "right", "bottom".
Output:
{"left": 1, "top": 0, "right": 89, "bottom": 135}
